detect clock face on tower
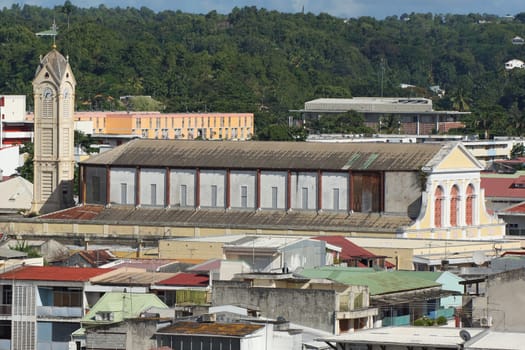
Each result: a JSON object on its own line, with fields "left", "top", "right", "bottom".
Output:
{"left": 43, "top": 87, "right": 53, "bottom": 100}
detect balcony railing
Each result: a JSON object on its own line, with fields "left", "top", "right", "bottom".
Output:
{"left": 37, "top": 306, "right": 82, "bottom": 318}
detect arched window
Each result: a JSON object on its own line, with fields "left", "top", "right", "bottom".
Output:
{"left": 466, "top": 184, "right": 474, "bottom": 225}
{"left": 434, "top": 186, "right": 444, "bottom": 228}
{"left": 450, "top": 185, "right": 459, "bottom": 227}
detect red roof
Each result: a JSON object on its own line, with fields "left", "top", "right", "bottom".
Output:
{"left": 481, "top": 176, "right": 525, "bottom": 198}
{"left": 501, "top": 201, "right": 525, "bottom": 214}
{"left": 313, "top": 236, "right": 376, "bottom": 260}
{"left": 0, "top": 266, "right": 111, "bottom": 282}
{"left": 157, "top": 272, "right": 209, "bottom": 287}
{"left": 39, "top": 205, "right": 104, "bottom": 220}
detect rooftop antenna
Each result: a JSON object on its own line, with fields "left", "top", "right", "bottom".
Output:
{"left": 36, "top": 19, "right": 58, "bottom": 49}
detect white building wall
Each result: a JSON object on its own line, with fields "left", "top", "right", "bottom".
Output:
{"left": 110, "top": 168, "right": 135, "bottom": 205}
{"left": 170, "top": 169, "right": 196, "bottom": 207}
{"left": 260, "top": 171, "right": 287, "bottom": 210}
{"left": 200, "top": 170, "right": 226, "bottom": 208}
{"left": 0, "top": 95, "right": 26, "bottom": 122}
{"left": 0, "top": 144, "right": 21, "bottom": 176}
{"left": 230, "top": 170, "right": 256, "bottom": 209}
{"left": 291, "top": 172, "right": 317, "bottom": 210}
{"left": 321, "top": 172, "right": 348, "bottom": 211}
{"left": 140, "top": 168, "right": 165, "bottom": 207}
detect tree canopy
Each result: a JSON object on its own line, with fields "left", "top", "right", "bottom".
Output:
{"left": 3, "top": 5, "right": 525, "bottom": 138}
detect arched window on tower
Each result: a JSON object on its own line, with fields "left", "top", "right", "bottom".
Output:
{"left": 434, "top": 186, "right": 444, "bottom": 228}
{"left": 450, "top": 185, "right": 459, "bottom": 227}
{"left": 466, "top": 184, "right": 474, "bottom": 225}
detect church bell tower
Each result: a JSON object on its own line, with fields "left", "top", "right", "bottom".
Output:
{"left": 31, "top": 48, "right": 76, "bottom": 214}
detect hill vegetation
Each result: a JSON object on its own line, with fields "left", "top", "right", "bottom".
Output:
{"left": 2, "top": 3, "right": 525, "bottom": 138}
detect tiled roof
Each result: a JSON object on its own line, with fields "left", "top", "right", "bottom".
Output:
{"left": 312, "top": 236, "right": 377, "bottom": 260}
{"left": 157, "top": 272, "right": 209, "bottom": 287}
{"left": 0, "top": 266, "right": 110, "bottom": 282}
{"left": 481, "top": 176, "right": 525, "bottom": 198}
{"left": 81, "top": 139, "right": 443, "bottom": 171}
{"left": 39, "top": 205, "right": 412, "bottom": 233}
{"left": 157, "top": 321, "right": 263, "bottom": 337}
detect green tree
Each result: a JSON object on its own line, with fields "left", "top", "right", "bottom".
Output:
{"left": 16, "top": 142, "right": 34, "bottom": 183}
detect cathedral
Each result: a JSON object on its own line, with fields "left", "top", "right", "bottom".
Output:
{"left": 31, "top": 48, "right": 76, "bottom": 214}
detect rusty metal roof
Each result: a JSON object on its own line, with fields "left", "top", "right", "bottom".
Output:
{"left": 81, "top": 139, "right": 443, "bottom": 171}
{"left": 45, "top": 205, "right": 412, "bottom": 233}
{"left": 157, "top": 321, "right": 263, "bottom": 337}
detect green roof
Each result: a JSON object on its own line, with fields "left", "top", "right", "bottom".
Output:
{"left": 82, "top": 292, "right": 168, "bottom": 325}
{"left": 299, "top": 267, "right": 441, "bottom": 295}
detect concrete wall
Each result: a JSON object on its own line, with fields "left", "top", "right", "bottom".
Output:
{"left": 260, "top": 171, "right": 287, "bottom": 210}
{"left": 140, "top": 168, "right": 165, "bottom": 207}
{"left": 159, "top": 240, "right": 225, "bottom": 260}
{"left": 290, "top": 172, "right": 317, "bottom": 210}
{"left": 110, "top": 168, "right": 135, "bottom": 205}
{"left": 485, "top": 268, "right": 525, "bottom": 331}
{"left": 170, "top": 169, "right": 196, "bottom": 207}
{"left": 199, "top": 170, "right": 226, "bottom": 208}
{"left": 384, "top": 171, "right": 421, "bottom": 217}
{"left": 230, "top": 170, "right": 256, "bottom": 209}
{"left": 212, "top": 280, "right": 337, "bottom": 333}
{"left": 322, "top": 172, "right": 349, "bottom": 211}
{"left": 86, "top": 319, "right": 158, "bottom": 350}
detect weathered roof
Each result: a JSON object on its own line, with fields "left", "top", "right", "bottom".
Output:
{"left": 298, "top": 267, "right": 440, "bottom": 295}
{"left": 83, "top": 292, "right": 168, "bottom": 324}
{"left": 76, "top": 250, "right": 116, "bottom": 266}
{"left": 0, "top": 266, "right": 110, "bottom": 282}
{"left": 40, "top": 205, "right": 412, "bottom": 233}
{"left": 89, "top": 267, "right": 176, "bottom": 285}
{"left": 40, "top": 204, "right": 104, "bottom": 220}
{"left": 81, "top": 139, "right": 443, "bottom": 171}
{"left": 157, "top": 321, "right": 263, "bottom": 337}
{"left": 0, "top": 247, "right": 27, "bottom": 259}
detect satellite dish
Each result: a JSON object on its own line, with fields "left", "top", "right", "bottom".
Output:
{"left": 473, "top": 251, "right": 487, "bottom": 266}
{"left": 459, "top": 329, "right": 471, "bottom": 341}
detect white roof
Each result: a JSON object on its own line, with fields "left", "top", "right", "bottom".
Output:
{"left": 320, "top": 327, "right": 485, "bottom": 348}
{"left": 465, "top": 330, "right": 525, "bottom": 350}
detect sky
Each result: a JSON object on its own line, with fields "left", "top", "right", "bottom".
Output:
{"left": 0, "top": 0, "right": 524, "bottom": 19}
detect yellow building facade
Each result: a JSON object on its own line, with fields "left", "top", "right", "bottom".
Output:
{"left": 74, "top": 111, "right": 254, "bottom": 140}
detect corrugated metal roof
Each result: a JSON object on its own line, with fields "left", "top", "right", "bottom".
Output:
{"left": 298, "top": 267, "right": 440, "bottom": 295}
{"left": 312, "top": 236, "right": 377, "bottom": 260}
{"left": 157, "top": 321, "right": 263, "bottom": 337}
{"left": 83, "top": 292, "right": 168, "bottom": 324}
{"left": 157, "top": 272, "right": 209, "bottom": 287}
{"left": 90, "top": 268, "right": 177, "bottom": 285}
{"left": 81, "top": 139, "right": 443, "bottom": 171}
{"left": 0, "top": 266, "right": 110, "bottom": 282}
{"left": 41, "top": 205, "right": 412, "bottom": 233}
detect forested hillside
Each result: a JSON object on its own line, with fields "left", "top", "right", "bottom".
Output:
{"left": 2, "top": 3, "right": 525, "bottom": 138}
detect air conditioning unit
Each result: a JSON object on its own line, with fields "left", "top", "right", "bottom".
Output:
{"left": 480, "top": 316, "right": 493, "bottom": 327}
